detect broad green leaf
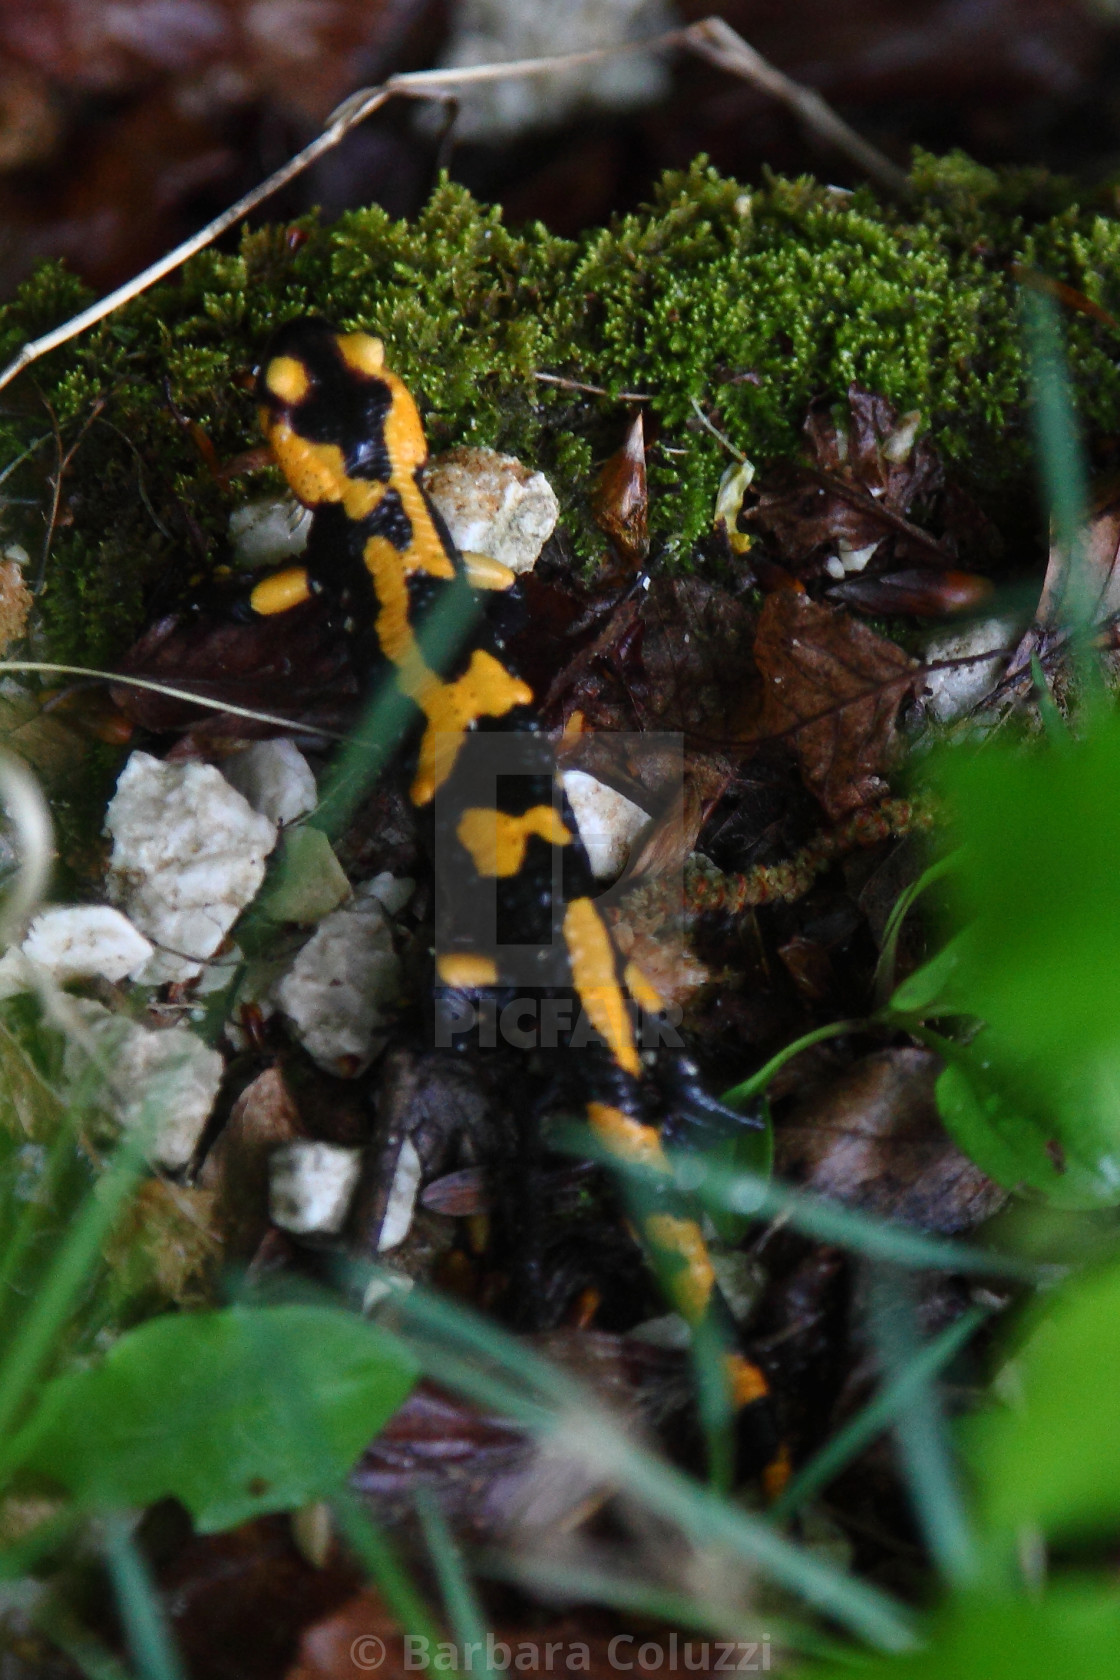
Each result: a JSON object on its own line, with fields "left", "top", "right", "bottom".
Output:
{"left": 926, "top": 711, "right": 1120, "bottom": 1203}
{"left": 797, "top": 1586, "right": 1120, "bottom": 1679}
{"left": 8, "top": 1304, "right": 417, "bottom": 1532}
{"left": 970, "top": 1256, "right": 1120, "bottom": 1538}
{"left": 934, "top": 1045, "right": 1120, "bottom": 1208}
{"left": 259, "top": 827, "right": 350, "bottom": 924}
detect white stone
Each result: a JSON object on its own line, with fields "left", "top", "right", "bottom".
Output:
{"left": 378, "top": 1139, "right": 422, "bottom": 1252}
{"left": 272, "top": 895, "right": 401, "bottom": 1075}
{"left": 21, "top": 905, "right": 153, "bottom": 982}
{"left": 425, "top": 447, "right": 558, "bottom": 575}
{"left": 431, "top": 0, "right": 674, "bottom": 141}
{"left": 106, "top": 752, "right": 277, "bottom": 983}
{"left": 228, "top": 496, "right": 312, "bottom": 567}
{"left": 65, "top": 1000, "right": 223, "bottom": 1173}
{"left": 360, "top": 872, "right": 415, "bottom": 917}
{"left": 562, "top": 770, "right": 650, "bottom": 880}
{"left": 922, "top": 615, "right": 1022, "bottom": 724}
{"left": 222, "top": 739, "right": 317, "bottom": 828}
{"left": 838, "top": 539, "right": 879, "bottom": 573}
{"left": 269, "top": 1141, "right": 363, "bottom": 1236}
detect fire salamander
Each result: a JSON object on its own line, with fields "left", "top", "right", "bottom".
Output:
{"left": 251, "top": 317, "right": 788, "bottom": 1497}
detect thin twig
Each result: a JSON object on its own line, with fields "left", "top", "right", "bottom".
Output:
{"left": 687, "top": 17, "right": 909, "bottom": 197}
{"left": 34, "top": 394, "right": 104, "bottom": 593}
{"left": 534, "top": 372, "right": 651, "bottom": 401}
{"left": 0, "top": 19, "right": 907, "bottom": 397}
{"left": 0, "top": 433, "right": 51, "bottom": 493}
{"left": 689, "top": 395, "right": 747, "bottom": 460}
{"left": 0, "top": 662, "right": 347, "bottom": 741}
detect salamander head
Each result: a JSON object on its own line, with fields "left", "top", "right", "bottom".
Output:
{"left": 255, "top": 316, "right": 395, "bottom": 503}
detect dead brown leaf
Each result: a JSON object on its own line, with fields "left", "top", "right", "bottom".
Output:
{"left": 743, "top": 384, "right": 947, "bottom": 572}
{"left": 592, "top": 412, "right": 649, "bottom": 569}
{"left": 200, "top": 1066, "right": 307, "bottom": 1258}
{"left": 775, "top": 1048, "right": 1006, "bottom": 1233}
{"left": 753, "top": 588, "right": 917, "bottom": 818}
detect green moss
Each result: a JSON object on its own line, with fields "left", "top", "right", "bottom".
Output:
{"left": 3, "top": 151, "right": 1120, "bottom": 664}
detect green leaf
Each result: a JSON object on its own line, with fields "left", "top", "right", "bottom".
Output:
{"left": 970, "top": 1255, "right": 1120, "bottom": 1538}
{"left": 8, "top": 1305, "right": 417, "bottom": 1532}
{"left": 797, "top": 1586, "right": 1120, "bottom": 1679}
{"left": 934, "top": 1047, "right": 1118, "bottom": 1208}
{"left": 924, "top": 711, "right": 1120, "bottom": 1203}
{"left": 888, "top": 930, "right": 972, "bottom": 1017}
{"left": 258, "top": 827, "right": 350, "bottom": 924}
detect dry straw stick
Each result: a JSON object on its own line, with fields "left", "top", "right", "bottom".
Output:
{"left": 0, "top": 17, "right": 906, "bottom": 397}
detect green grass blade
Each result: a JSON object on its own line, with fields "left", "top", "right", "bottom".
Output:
{"left": 415, "top": 1485, "right": 491, "bottom": 1674}
{"left": 332, "top": 1488, "right": 445, "bottom": 1651}
{"left": 772, "top": 1303, "right": 989, "bottom": 1521}
{"left": 311, "top": 573, "right": 477, "bottom": 840}
{"left": 872, "top": 852, "right": 960, "bottom": 1008}
{"left": 0, "top": 1118, "right": 148, "bottom": 1463}
{"left": 357, "top": 1270, "right": 919, "bottom": 1654}
{"left": 102, "top": 1514, "right": 186, "bottom": 1680}
{"left": 866, "top": 1269, "right": 978, "bottom": 1589}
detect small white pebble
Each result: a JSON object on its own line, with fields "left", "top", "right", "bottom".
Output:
{"left": 21, "top": 905, "right": 153, "bottom": 983}
{"left": 272, "top": 895, "right": 401, "bottom": 1075}
{"left": 222, "top": 739, "right": 317, "bottom": 828}
{"left": 360, "top": 872, "right": 415, "bottom": 917}
{"left": 923, "top": 615, "right": 1022, "bottom": 723}
{"left": 106, "top": 752, "right": 277, "bottom": 983}
{"left": 65, "top": 1000, "right": 223, "bottom": 1173}
{"left": 425, "top": 446, "right": 558, "bottom": 575}
{"left": 228, "top": 496, "right": 312, "bottom": 567}
{"left": 270, "top": 1141, "right": 363, "bottom": 1235}
{"left": 378, "top": 1139, "right": 423, "bottom": 1252}
{"left": 562, "top": 770, "right": 650, "bottom": 880}
{"left": 838, "top": 540, "right": 879, "bottom": 574}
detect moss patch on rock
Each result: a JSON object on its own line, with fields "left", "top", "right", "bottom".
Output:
{"left": 2, "top": 150, "right": 1120, "bottom": 665}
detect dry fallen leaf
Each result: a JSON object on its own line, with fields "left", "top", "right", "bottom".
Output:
{"left": 753, "top": 588, "right": 917, "bottom": 819}
{"left": 200, "top": 1065, "right": 307, "bottom": 1258}
{"left": 592, "top": 411, "right": 649, "bottom": 569}
{"left": 775, "top": 1048, "right": 1006, "bottom": 1233}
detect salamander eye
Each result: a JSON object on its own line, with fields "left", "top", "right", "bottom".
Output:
{"left": 260, "top": 353, "right": 312, "bottom": 408}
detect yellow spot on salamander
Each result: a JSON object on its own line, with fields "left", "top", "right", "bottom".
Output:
{"left": 380, "top": 368, "right": 459, "bottom": 581}
{"left": 415, "top": 655, "right": 531, "bottom": 804}
{"left": 263, "top": 418, "right": 389, "bottom": 521}
{"left": 436, "top": 952, "right": 499, "bottom": 988}
{"left": 726, "top": 1354, "right": 769, "bottom": 1409}
{"left": 562, "top": 897, "right": 640, "bottom": 1077}
{"left": 622, "top": 961, "right": 663, "bottom": 1014}
{"left": 457, "top": 804, "right": 570, "bottom": 878}
{"left": 761, "top": 1441, "right": 793, "bottom": 1503}
{"left": 251, "top": 565, "right": 312, "bottom": 616}
{"left": 587, "top": 1102, "right": 667, "bottom": 1171}
{"left": 335, "top": 332, "right": 385, "bottom": 378}
{"left": 362, "top": 536, "right": 532, "bottom": 804}
{"left": 644, "top": 1212, "right": 716, "bottom": 1322}
{"left": 264, "top": 355, "right": 310, "bottom": 406}
{"left": 463, "top": 552, "right": 517, "bottom": 591}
